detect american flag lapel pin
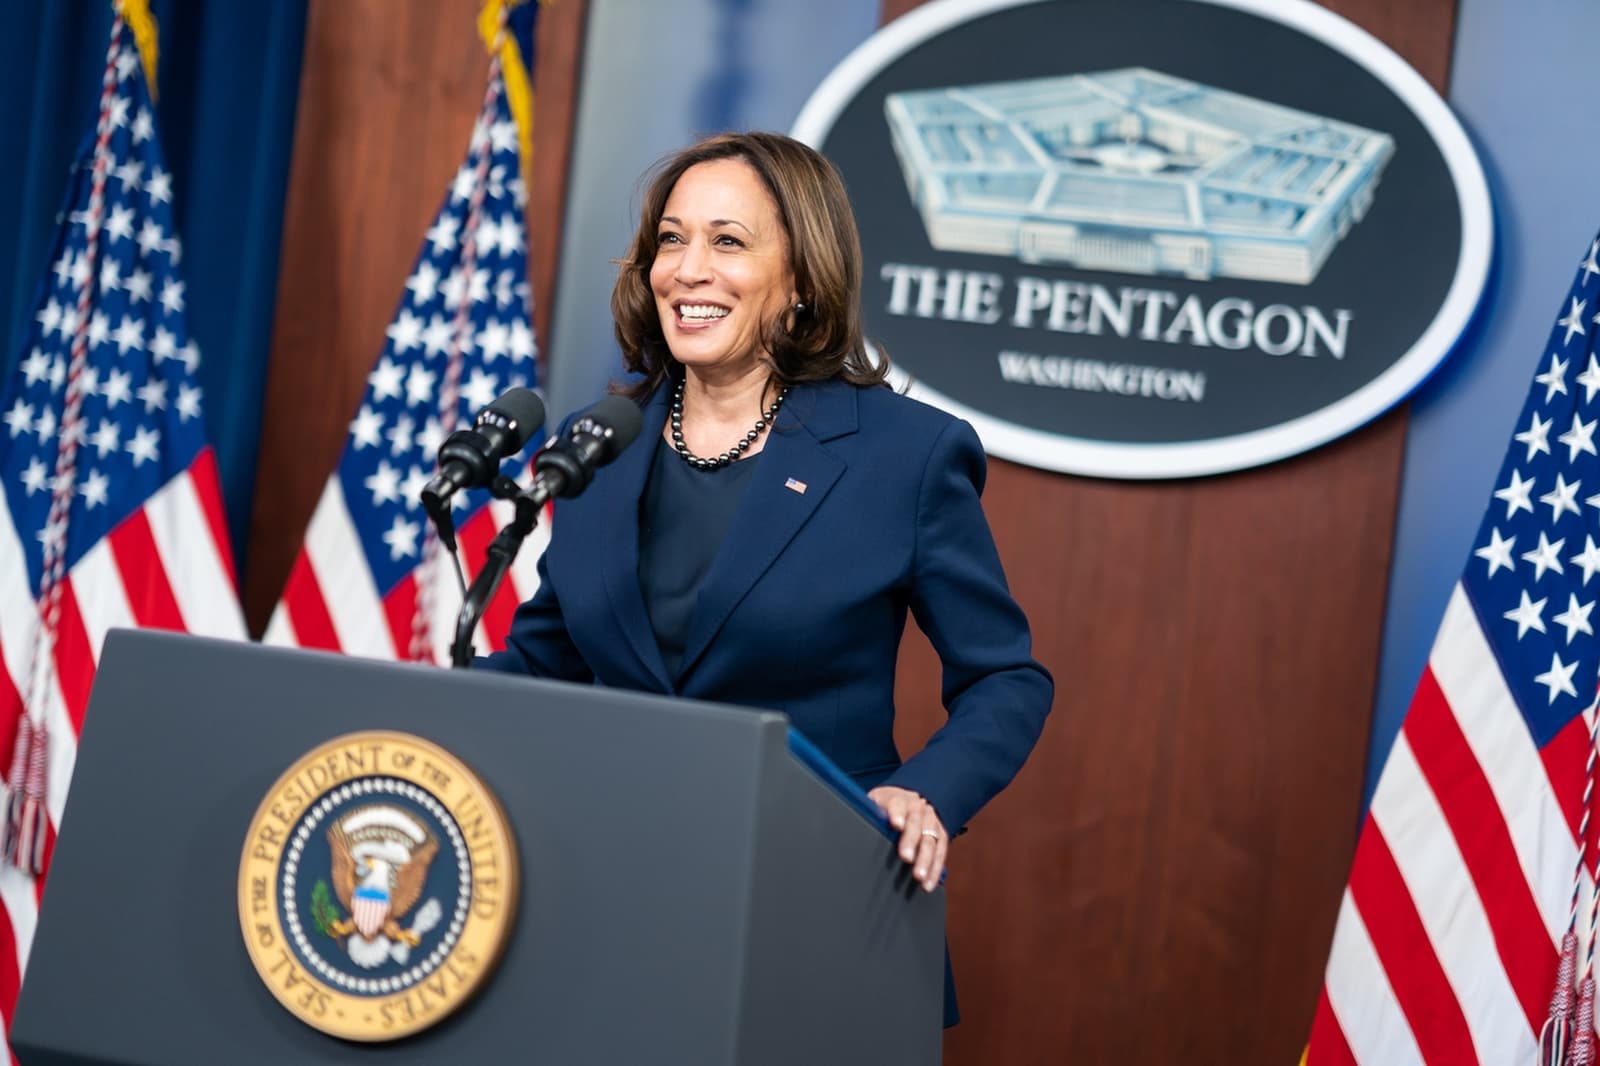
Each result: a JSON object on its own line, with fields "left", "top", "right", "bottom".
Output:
{"left": 784, "top": 477, "right": 808, "bottom": 495}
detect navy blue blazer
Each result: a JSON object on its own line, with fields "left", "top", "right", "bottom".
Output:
{"left": 479, "top": 377, "right": 1052, "bottom": 833}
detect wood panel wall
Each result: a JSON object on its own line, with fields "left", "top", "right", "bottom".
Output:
{"left": 877, "top": 0, "right": 1460, "bottom": 1062}
{"left": 251, "top": 1, "right": 1459, "bottom": 1062}
{"left": 243, "top": 0, "right": 586, "bottom": 630}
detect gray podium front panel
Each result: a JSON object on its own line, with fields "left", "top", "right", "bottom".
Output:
{"left": 11, "top": 630, "right": 942, "bottom": 1065}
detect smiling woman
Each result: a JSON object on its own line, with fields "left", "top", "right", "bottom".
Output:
{"left": 613, "top": 133, "right": 889, "bottom": 391}
{"left": 475, "top": 131, "right": 1055, "bottom": 1028}
{"left": 651, "top": 159, "right": 796, "bottom": 377}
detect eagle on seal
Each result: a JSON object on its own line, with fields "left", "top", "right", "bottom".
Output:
{"left": 325, "top": 805, "right": 439, "bottom": 959}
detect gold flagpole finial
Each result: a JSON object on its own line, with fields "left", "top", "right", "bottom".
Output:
{"left": 477, "top": 0, "right": 537, "bottom": 186}
{"left": 113, "top": 0, "right": 160, "bottom": 100}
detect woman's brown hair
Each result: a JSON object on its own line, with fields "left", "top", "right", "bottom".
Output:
{"left": 610, "top": 131, "right": 889, "bottom": 399}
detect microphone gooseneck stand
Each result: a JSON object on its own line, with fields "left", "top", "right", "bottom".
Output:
{"left": 446, "top": 473, "right": 544, "bottom": 669}
{"left": 436, "top": 394, "right": 644, "bottom": 668}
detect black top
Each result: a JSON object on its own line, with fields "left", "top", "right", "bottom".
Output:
{"left": 638, "top": 436, "right": 758, "bottom": 679}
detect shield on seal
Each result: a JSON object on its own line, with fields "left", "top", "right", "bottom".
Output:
{"left": 352, "top": 884, "right": 390, "bottom": 939}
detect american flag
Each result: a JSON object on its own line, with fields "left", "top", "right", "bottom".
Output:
{"left": 1307, "top": 233, "right": 1600, "bottom": 1064}
{"left": 0, "top": 12, "right": 244, "bottom": 1049}
{"left": 263, "top": 7, "right": 546, "bottom": 662}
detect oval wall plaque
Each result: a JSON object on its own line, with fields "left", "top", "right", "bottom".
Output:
{"left": 793, "top": 0, "right": 1493, "bottom": 478}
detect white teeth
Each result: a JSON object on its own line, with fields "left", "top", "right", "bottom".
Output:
{"left": 679, "top": 304, "right": 729, "bottom": 320}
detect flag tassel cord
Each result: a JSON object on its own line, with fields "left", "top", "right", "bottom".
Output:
{"left": 412, "top": 2, "right": 516, "bottom": 663}
{"left": 3, "top": 0, "right": 159, "bottom": 875}
{"left": 478, "top": 0, "right": 536, "bottom": 186}
{"left": 0, "top": 13, "right": 135, "bottom": 875}
{"left": 1542, "top": 687, "right": 1600, "bottom": 1066}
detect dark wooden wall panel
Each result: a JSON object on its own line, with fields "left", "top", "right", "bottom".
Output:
{"left": 878, "top": 0, "right": 1459, "bottom": 1062}
{"left": 243, "top": 0, "right": 585, "bottom": 633}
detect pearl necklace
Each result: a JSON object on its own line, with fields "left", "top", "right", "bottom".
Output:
{"left": 669, "top": 377, "right": 787, "bottom": 470}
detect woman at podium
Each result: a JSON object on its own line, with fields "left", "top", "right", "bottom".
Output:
{"left": 478, "top": 129, "right": 1052, "bottom": 933}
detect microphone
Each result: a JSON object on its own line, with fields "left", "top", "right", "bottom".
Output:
{"left": 420, "top": 387, "right": 544, "bottom": 552}
{"left": 421, "top": 387, "right": 546, "bottom": 514}
{"left": 444, "top": 395, "right": 639, "bottom": 668}
{"left": 527, "top": 395, "right": 644, "bottom": 504}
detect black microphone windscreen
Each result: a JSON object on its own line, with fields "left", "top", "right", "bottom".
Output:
{"left": 580, "top": 395, "right": 644, "bottom": 460}
{"left": 483, "top": 387, "right": 546, "bottom": 448}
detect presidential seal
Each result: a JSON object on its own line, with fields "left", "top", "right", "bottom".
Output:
{"left": 237, "top": 731, "right": 518, "bottom": 1041}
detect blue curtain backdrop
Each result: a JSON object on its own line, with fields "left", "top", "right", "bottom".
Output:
{"left": 0, "top": 1, "right": 308, "bottom": 574}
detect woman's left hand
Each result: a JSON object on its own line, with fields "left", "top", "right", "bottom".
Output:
{"left": 867, "top": 785, "right": 948, "bottom": 893}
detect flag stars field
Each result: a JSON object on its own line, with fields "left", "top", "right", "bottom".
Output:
{"left": 1476, "top": 526, "right": 1517, "bottom": 576}
{"left": 461, "top": 368, "right": 499, "bottom": 410}
{"left": 80, "top": 469, "right": 108, "bottom": 510}
{"left": 1534, "top": 652, "right": 1579, "bottom": 702}
{"left": 365, "top": 461, "right": 401, "bottom": 506}
{"left": 1560, "top": 412, "right": 1598, "bottom": 460}
{"left": 349, "top": 406, "right": 383, "bottom": 450}
{"left": 136, "top": 218, "right": 163, "bottom": 257}
{"left": 416, "top": 417, "right": 445, "bottom": 460}
{"left": 1552, "top": 593, "right": 1595, "bottom": 643}
{"left": 1496, "top": 468, "right": 1536, "bottom": 517}
{"left": 1504, "top": 590, "right": 1548, "bottom": 638}
{"left": 369, "top": 357, "right": 404, "bottom": 402}
{"left": 1522, "top": 531, "right": 1566, "bottom": 581}
{"left": 1515, "top": 410, "right": 1551, "bottom": 458}
{"left": 422, "top": 316, "right": 454, "bottom": 358}
{"left": 123, "top": 267, "right": 151, "bottom": 302}
{"left": 31, "top": 408, "right": 56, "bottom": 445}
{"left": 407, "top": 263, "right": 440, "bottom": 303}
{"left": 426, "top": 215, "right": 459, "bottom": 255}
{"left": 400, "top": 466, "right": 430, "bottom": 506}
{"left": 386, "top": 413, "right": 414, "bottom": 456}
{"left": 382, "top": 513, "right": 421, "bottom": 561}
{"left": 1538, "top": 352, "right": 1570, "bottom": 398}
{"left": 404, "top": 363, "right": 436, "bottom": 407}
{"left": 174, "top": 383, "right": 201, "bottom": 421}
{"left": 1536, "top": 470, "right": 1574, "bottom": 518}
{"left": 1560, "top": 300, "right": 1587, "bottom": 346}
{"left": 90, "top": 421, "right": 118, "bottom": 458}
{"left": 159, "top": 278, "right": 184, "bottom": 314}
{"left": 1572, "top": 535, "right": 1600, "bottom": 582}
{"left": 2, "top": 403, "right": 30, "bottom": 440}
{"left": 386, "top": 309, "right": 425, "bottom": 353}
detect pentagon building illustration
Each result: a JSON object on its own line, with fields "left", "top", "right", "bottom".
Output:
{"left": 882, "top": 69, "right": 1395, "bottom": 285}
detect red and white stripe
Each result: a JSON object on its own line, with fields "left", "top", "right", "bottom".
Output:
{"left": 263, "top": 477, "right": 548, "bottom": 664}
{"left": 1309, "top": 583, "right": 1591, "bottom": 1063}
{"left": 0, "top": 449, "right": 241, "bottom": 1055}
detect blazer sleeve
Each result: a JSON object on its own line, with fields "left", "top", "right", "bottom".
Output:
{"left": 474, "top": 543, "right": 595, "bottom": 683}
{"left": 881, "top": 417, "right": 1054, "bottom": 832}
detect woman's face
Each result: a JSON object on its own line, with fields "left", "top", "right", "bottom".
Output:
{"left": 650, "top": 158, "right": 797, "bottom": 378}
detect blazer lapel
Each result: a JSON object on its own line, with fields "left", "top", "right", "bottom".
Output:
{"left": 675, "top": 380, "right": 857, "bottom": 682}
{"left": 594, "top": 387, "right": 674, "bottom": 692}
